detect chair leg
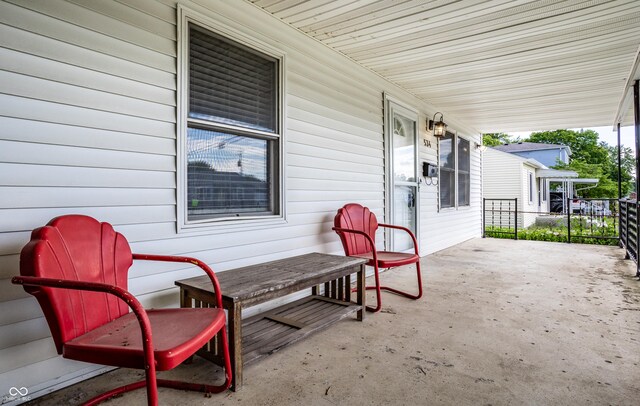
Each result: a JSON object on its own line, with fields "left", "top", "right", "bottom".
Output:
{"left": 364, "top": 263, "right": 383, "bottom": 312}
{"left": 362, "top": 261, "right": 423, "bottom": 312}
{"left": 379, "top": 261, "right": 423, "bottom": 300}
{"left": 82, "top": 328, "right": 232, "bottom": 406}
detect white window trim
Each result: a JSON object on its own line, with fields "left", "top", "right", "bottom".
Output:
{"left": 176, "top": 5, "right": 287, "bottom": 233}
{"left": 438, "top": 130, "right": 471, "bottom": 211}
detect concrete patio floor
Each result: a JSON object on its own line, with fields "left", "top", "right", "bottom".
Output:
{"left": 28, "top": 238, "right": 639, "bottom": 405}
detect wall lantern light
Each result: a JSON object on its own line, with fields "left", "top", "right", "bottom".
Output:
{"left": 428, "top": 112, "right": 447, "bottom": 137}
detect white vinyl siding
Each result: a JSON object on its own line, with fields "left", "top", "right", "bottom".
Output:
{"left": 0, "top": 0, "right": 481, "bottom": 401}
{"left": 421, "top": 130, "right": 482, "bottom": 255}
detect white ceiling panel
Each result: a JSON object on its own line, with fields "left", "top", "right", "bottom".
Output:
{"left": 250, "top": 0, "right": 640, "bottom": 132}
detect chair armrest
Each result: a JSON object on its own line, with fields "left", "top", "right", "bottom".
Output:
{"left": 332, "top": 227, "right": 378, "bottom": 262}
{"left": 378, "top": 223, "right": 420, "bottom": 255}
{"left": 132, "top": 253, "right": 224, "bottom": 310}
{"left": 12, "top": 275, "right": 155, "bottom": 362}
{"left": 12, "top": 275, "right": 136, "bottom": 301}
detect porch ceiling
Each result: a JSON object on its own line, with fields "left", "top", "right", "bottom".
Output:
{"left": 249, "top": 0, "right": 640, "bottom": 132}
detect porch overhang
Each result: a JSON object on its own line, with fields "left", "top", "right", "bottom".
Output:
{"left": 613, "top": 45, "right": 640, "bottom": 128}
{"left": 252, "top": 0, "right": 640, "bottom": 132}
{"left": 537, "top": 169, "right": 578, "bottom": 178}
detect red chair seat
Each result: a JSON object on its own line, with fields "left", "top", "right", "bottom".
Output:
{"left": 64, "top": 308, "right": 225, "bottom": 371}
{"left": 353, "top": 251, "right": 420, "bottom": 268}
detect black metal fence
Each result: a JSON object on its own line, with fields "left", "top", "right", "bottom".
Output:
{"left": 483, "top": 198, "right": 619, "bottom": 245}
{"left": 482, "top": 198, "right": 518, "bottom": 239}
{"left": 619, "top": 199, "right": 640, "bottom": 277}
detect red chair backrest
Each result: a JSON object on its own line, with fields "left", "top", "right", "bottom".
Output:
{"left": 20, "top": 215, "right": 133, "bottom": 353}
{"left": 334, "top": 203, "right": 379, "bottom": 256}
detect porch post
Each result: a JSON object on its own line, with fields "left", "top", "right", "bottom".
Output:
{"left": 634, "top": 80, "right": 639, "bottom": 203}
{"left": 618, "top": 123, "right": 623, "bottom": 248}
{"left": 617, "top": 123, "right": 622, "bottom": 200}
{"left": 634, "top": 80, "right": 640, "bottom": 277}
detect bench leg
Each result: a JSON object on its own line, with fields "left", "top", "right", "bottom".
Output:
{"left": 226, "top": 302, "right": 243, "bottom": 391}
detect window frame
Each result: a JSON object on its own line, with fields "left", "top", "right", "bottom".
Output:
{"left": 528, "top": 172, "right": 534, "bottom": 204}
{"left": 177, "top": 5, "right": 286, "bottom": 233}
{"left": 438, "top": 130, "right": 472, "bottom": 210}
{"left": 456, "top": 136, "right": 471, "bottom": 207}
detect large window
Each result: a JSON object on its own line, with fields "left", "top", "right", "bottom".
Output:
{"left": 178, "top": 9, "right": 283, "bottom": 227}
{"left": 439, "top": 131, "right": 471, "bottom": 209}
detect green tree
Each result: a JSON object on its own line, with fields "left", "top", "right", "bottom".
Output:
{"left": 482, "top": 132, "right": 518, "bottom": 146}
{"left": 603, "top": 145, "right": 634, "bottom": 197}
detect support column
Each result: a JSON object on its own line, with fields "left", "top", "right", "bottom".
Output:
{"left": 634, "top": 80, "right": 639, "bottom": 277}
{"left": 617, "top": 123, "right": 622, "bottom": 200}
{"left": 618, "top": 123, "right": 623, "bottom": 248}
{"left": 634, "top": 80, "right": 639, "bottom": 202}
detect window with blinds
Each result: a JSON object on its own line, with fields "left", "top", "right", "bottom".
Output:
{"left": 439, "top": 132, "right": 456, "bottom": 209}
{"left": 185, "top": 23, "right": 281, "bottom": 222}
{"left": 439, "top": 132, "right": 471, "bottom": 209}
{"left": 457, "top": 137, "right": 470, "bottom": 206}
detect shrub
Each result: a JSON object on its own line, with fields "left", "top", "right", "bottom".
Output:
{"left": 484, "top": 216, "right": 618, "bottom": 246}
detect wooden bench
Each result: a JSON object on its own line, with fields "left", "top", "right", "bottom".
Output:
{"left": 174, "top": 252, "right": 367, "bottom": 391}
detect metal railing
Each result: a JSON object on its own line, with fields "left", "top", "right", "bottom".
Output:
{"left": 482, "top": 198, "right": 518, "bottom": 240}
{"left": 619, "top": 199, "right": 640, "bottom": 277}
{"left": 483, "top": 198, "right": 619, "bottom": 245}
{"left": 567, "top": 198, "right": 619, "bottom": 244}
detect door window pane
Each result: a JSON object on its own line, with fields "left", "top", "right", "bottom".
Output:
{"left": 393, "top": 185, "right": 416, "bottom": 252}
{"left": 393, "top": 114, "right": 416, "bottom": 182}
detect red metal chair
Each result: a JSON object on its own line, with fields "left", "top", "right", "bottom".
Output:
{"left": 333, "top": 203, "right": 423, "bottom": 312}
{"left": 12, "top": 215, "right": 231, "bottom": 405}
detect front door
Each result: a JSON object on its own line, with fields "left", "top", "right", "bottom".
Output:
{"left": 387, "top": 100, "right": 419, "bottom": 252}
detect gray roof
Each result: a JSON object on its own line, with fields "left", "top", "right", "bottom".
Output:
{"left": 492, "top": 142, "right": 571, "bottom": 154}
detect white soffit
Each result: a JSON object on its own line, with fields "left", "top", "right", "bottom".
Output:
{"left": 250, "top": 0, "right": 640, "bottom": 133}
{"left": 613, "top": 44, "right": 640, "bottom": 128}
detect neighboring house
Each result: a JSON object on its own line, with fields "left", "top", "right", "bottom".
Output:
{"left": 483, "top": 148, "right": 598, "bottom": 228}
{"left": 0, "top": 0, "right": 483, "bottom": 401}
{"left": 492, "top": 142, "right": 571, "bottom": 168}
{"left": 483, "top": 148, "right": 552, "bottom": 228}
